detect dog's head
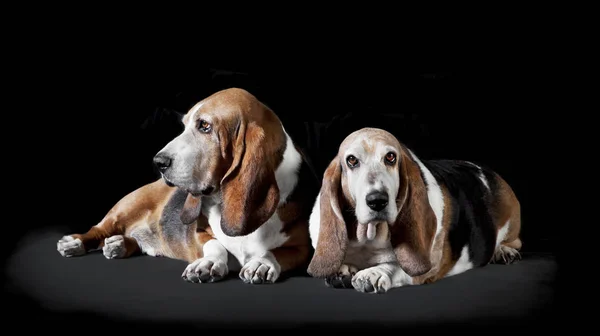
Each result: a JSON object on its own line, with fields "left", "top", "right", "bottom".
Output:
{"left": 307, "top": 127, "right": 437, "bottom": 278}
{"left": 154, "top": 88, "right": 286, "bottom": 236}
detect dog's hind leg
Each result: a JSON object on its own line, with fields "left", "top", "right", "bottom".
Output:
{"left": 492, "top": 218, "right": 522, "bottom": 264}
{"left": 57, "top": 179, "right": 176, "bottom": 258}
{"left": 490, "top": 173, "right": 522, "bottom": 265}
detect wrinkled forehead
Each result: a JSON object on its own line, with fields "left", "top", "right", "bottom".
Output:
{"left": 339, "top": 129, "right": 402, "bottom": 158}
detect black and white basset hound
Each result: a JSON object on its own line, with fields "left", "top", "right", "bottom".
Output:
{"left": 308, "top": 127, "right": 522, "bottom": 293}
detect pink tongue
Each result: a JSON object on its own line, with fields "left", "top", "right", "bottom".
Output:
{"left": 356, "top": 223, "right": 377, "bottom": 243}
{"left": 367, "top": 223, "right": 376, "bottom": 240}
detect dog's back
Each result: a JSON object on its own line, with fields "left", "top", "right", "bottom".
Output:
{"left": 422, "top": 159, "right": 522, "bottom": 270}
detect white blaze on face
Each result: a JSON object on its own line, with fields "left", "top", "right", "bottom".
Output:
{"left": 344, "top": 136, "right": 401, "bottom": 226}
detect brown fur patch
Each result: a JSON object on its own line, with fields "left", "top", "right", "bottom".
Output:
{"left": 181, "top": 194, "right": 202, "bottom": 225}
{"left": 411, "top": 184, "right": 453, "bottom": 284}
{"left": 390, "top": 147, "right": 437, "bottom": 277}
{"left": 272, "top": 223, "right": 311, "bottom": 273}
{"left": 491, "top": 173, "right": 522, "bottom": 249}
{"left": 218, "top": 92, "right": 287, "bottom": 237}
{"left": 306, "top": 156, "right": 349, "bottom": 278}
{"left": 271, "top": 245, "right": 311, "bottom": 274}
{"left": 73, "top": 179, "right": 177, "bottom": 251}
{"left": 275, "top": 149, "right": 320, "bottom": 272}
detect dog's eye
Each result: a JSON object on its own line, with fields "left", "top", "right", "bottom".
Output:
{"left": 198, "top": 119, "right": 212, "bottom": 133}
{"left": 385, "top": 152, "right": 397, "bottom": 165}
{"left": 346, "top": 155, "right": 359, "bottom": 168}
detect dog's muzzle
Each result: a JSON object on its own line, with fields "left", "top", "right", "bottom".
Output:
{"left": 153, "top": 153, "right": 172, "bottom": 173}
{"left": 366, "top": 191, "right": 388, "bottom": 212}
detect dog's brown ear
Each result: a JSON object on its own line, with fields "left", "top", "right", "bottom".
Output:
{"left": 219, "top": 114, "right": 282, "bottom": 237}
{"left": 180, "top": 193, "right": 202, "bottom": 225}
{"left": 390, "top": 148, "right": 437, "bottom": 277}
{"left": 307, "top": 156, "right": 349, "bottom": 278}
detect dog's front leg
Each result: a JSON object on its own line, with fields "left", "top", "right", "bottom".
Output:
{"left": 351, "top": 262, "right": 412, "bottom": 294}
{"left": 182, "top": 239, "right": 229, "bottom": 283}
{"left": 239, "top": 251, "right": 281, "bottom": 284}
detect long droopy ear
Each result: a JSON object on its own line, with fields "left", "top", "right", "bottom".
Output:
{"left": 390, "top": 149, "right": 437, "bottom": 277}
{"left": 307, "top": 156, "right": 349, "bottom": 278}
{"left": 219, "top": 115, "right": 282, "bottom": 237}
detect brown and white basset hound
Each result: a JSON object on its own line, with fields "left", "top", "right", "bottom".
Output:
{"left": 57, "top": 88, "right": 319, "bottom": 284}
{"left": 307, "top": 127, "right": 522, "bottom": 293}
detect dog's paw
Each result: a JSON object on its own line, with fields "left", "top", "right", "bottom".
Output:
{"left": 239, "top": 257, "right": 281, "bottom": 284}
{"left": 492, "top": 245, "right": 522, "bottom": 264}
{"left": 57, "top": 235, "right": 85, "bottom": 257}
{"left": 351, "top": 267, "right": 392, "bottom": 294}
{"left": 325, "top": 264, "right": 357, "bottom": 289}
{"left": 102, "top": 235, "right": 127, "bottom": 259}
{"left": 182, "top": 257, "right": 228, "bottom": 283}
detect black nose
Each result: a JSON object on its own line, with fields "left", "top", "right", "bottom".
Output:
{"left": 153, "top": 153, "right": 172, "bottom": 173}
{"left": 366, "top": 191, "right": 388, "bottom": 212}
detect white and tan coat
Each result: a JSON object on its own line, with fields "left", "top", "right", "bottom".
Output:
{"left": 57, "top": 88, "right": 320, "bottom": 284}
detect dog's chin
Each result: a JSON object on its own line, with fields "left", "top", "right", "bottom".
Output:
{"left": 162, "top": 175, "right": 176, "bottom": 187}
{"left": 356, "top": 219, "right": 389, "bottom": 243}
{"left": 162, "top": 174, "right": 217, "bottom": 198}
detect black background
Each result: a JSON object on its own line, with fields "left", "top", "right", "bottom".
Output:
{"left": 17, "top": 42, "right": 556, "bottom": 254}
{"left": 5, "top": 12, "right": 565, "bottom": 331}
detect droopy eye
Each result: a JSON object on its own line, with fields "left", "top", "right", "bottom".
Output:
{"left": 346, "top": 155, "right": 359, "bottom": 168}
{"left": 198, "top": 119, "right": 212, "bottom": 133}
{"left": 385, "top": 152, "right": 397, "bottom": 165}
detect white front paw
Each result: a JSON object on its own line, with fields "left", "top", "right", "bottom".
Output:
{"left": 182, "top": 257, "right": 228, "bottom": 283}
{"left": 351, "top": 267, "right": 392, "bottom": 294}
{"left": 239, "top": 257, "right": 281, "bottom": 284}
{"left": 102, "top": 235, "right": 126, "bottom": 259}
{"left": 57, "top": 236, "right": 85, "bottom": 257}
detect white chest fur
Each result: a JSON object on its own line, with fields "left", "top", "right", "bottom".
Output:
{"left": 205, "top": 203, "right": 289, "bottom": 267}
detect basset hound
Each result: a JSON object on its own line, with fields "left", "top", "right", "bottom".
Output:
{"left": 307, "top": 127, "right": 522, "bottom": 293}
{"left": 57, "top": 88, "right": 319, "bottom": 284}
